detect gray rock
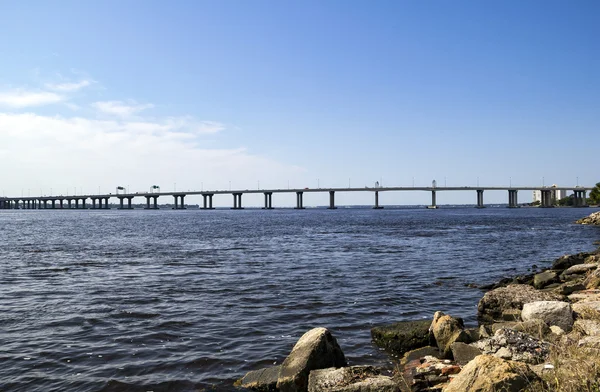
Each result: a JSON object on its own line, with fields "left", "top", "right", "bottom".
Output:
{"left": 277, "top": 328, "right": 347, "bottom": 392}
{"left": 400, "top": 346, "right": 441, "bottom": 365}
{"left": 307, "top": 366, "right": 399, "bottom": 392}
{"left": 442, "top": 355, "right": 539, "bottom": 392}
{"left": 521, "top": 301, "right": 573, "bottom": 332}
{"left": 477, "top": 284, "right": 563, "bottom": 324}
{"left": 563, "top": 263, "right": 597, "bottom": 276}
{"left": 236, "top": 366, "right": 281, "bottom": 391}
{"left": 534, "top": 271, "right": 558, "bottom": 289}
{"left": 576, "top": 211, "right": 600, "bottom": 226}
{"left": 370, "top": 319, "right": 434, "bottom": 356}
{"left": 450, "top": 342, "right": 482, "bottom": 365}
{"left": 554, "top": 281, "right": 586, "bottom": 295}
{"left": 430, "top": 311, "right": 470, "bottom": 358}
{"left": 551, "top": 252, "right": 595, "bottom": 270}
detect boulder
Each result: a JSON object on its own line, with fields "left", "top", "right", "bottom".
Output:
{"left": 562, "top": 263, "right": 597, "bottom": 277}
{"left": 533, "top": 271, "right": 558, "bottom": 289}
{"left": 402, "top": 355, "right": 457, "bottom": 392}
{"left": 554, "top": 281, "right": 586, "bottom": 295}
{"left": 442, "top": 355, "right": 539, "bottom": 392}
{"left": 472, "top": 328, "right": 550, "bottom": 364}
{"left": 551, "top": 252, "right": 595, "bottom": 271}
{"left": 277, "top": 328, "right": 347, "bottom": 392}
{"left": 521, "top": 301, "right": 573, "bottom": 332}
{"left": 236, "top": 366, "right": 281, "bottom": 391}
{"left": 400, "top": 346, "right": 441, "bottom": 365}
{"left": 307, "top": 366, "right": 399, "bottom": 392}
{"left": 477, "top": 284, "right": 563, "bottom": 324}
{"left": 430, "top": 311, "right": 470, "bottom": 358}
{"left": 450, "top": 342, "right": 482, "bottom": 365}
{"left": 370, "top": 319, "right": 434, "bottom": 356}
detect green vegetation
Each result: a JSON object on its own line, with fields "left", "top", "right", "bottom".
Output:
{"left": 589, "top": 182, "right": 600, "bottom": 205}
{"left": 557, "top": 196, "right": 574, "bottom": 207}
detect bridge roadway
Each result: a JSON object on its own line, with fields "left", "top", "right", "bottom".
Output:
{"left": 0, "top": 186, "right": 593, "bottom": 210}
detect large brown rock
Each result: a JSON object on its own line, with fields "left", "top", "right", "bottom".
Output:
{"left": 370, "top": 319, "right": 434, "bottom": 356}
{"left": 307, "top": 366, "right": 399, "bottom": 392}
{"left": 277, "top": 328, "right": 347, "bottom": 392}
{"left": 477, "top": 284, "right": 563, "bottom": 324}
{"left": 430, "top": 311, "right": 470, "bottom": 358}
{"left": 442, "top": 355, "right": 539, "bottom": 392}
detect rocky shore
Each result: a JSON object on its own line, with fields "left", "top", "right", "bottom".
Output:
{"left": 236, "top": 212, "right": 600, "bottom": 392}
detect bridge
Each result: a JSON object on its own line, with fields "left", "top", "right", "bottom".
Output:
{"left": 0, "top": 186, "right": 594, "bottom": 210}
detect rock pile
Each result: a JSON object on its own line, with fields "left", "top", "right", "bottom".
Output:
{"left": 576, "top": 210, "right": 600, "bottom": 225}
{"left": 236, "top": 247, "right": 600, "bottom": 392}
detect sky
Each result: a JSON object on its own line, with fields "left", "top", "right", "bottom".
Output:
{"left": 0, "top": 0, "right": 598, "bottom": 207}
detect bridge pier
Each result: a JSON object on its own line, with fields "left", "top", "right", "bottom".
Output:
{"left": 573, "top": 190, "right": 588, "bottom": 207}
{"left": 262, "top": 192, "right": 273, "bottom": 209}
{"left": 295, "top": 191, "right": 305, "bottom": 209}
{"left": 145, "top": 195, "right": 159, "bottom": 209}
{"left": 91, "top": 198, "right": 97, "bottom": 209}
{"left": 508, "top": 190, "right": 519, "bottom": 208}
{"left": 373, "top": 190, "right": 383, "bottom": 209}
{"left": 540, "top": 189, "right": 553, "bottom": 207}
{"left": 51, "top": 199, "right": 56, "bottom": 209}
{"left": 328, "top": 191, "right": 337, "bottom": 209}
{"left": 173, "top": 195, "right": 186, "bottom": 209}
{"left": 232, "top": 193, "right": 243, "bottom": 209}
{"left": 428, "top": 190, "right": 438, "bottom": 209}
{"left": 202, "top": 194, "right": 215, "bottom": 209}
{"left": 476, "top": 190, "right": 485, "bottom": 208}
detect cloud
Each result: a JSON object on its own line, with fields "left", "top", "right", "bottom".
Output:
{"left": 0, "top": 112, "right": 302, "bottom": 199}
{"left": 0, "top": 90, "right": 63, "bottom": 108}
{"left": 45, "top": 80, "right": 93, "bottom": 92}
{"left": 92, "top": 100, "right": 155, "bottom": 117}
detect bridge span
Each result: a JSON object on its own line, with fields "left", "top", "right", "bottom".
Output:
{"left": 0, "top": 186, "right": 593, "bottom": 210}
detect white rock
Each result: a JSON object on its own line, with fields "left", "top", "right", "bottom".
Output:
{"left": 521, "top": 301, "right": 573, "bottom": 332}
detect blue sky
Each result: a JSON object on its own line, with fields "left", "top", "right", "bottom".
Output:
{"left": 0, "top": 1, "right": 598, "bottom": 206}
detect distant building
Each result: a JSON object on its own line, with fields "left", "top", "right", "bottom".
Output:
{"left": 532, "top": 185, "right": 568, "bottom": 203}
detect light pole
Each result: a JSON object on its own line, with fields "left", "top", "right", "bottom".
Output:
{"left": 317, "top": 179, "right": 320, "bottom": 188}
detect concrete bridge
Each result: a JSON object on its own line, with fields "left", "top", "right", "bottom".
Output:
{"left": 0, "top": 186, "right": 594, "bottom": 210}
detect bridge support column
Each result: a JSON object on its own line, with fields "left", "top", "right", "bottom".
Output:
{"left": 127, "top": 196, "right": 133, "bottom": 209}
{"left": 173, "top": 195, "right": 179, "bottom": 209}
{"left": 44, "top": 200, "right": 49, "bottom": 209}
{"left": 232, "top": 193, "right": 243, "bottom": 209}
{"left": 51, "top": 199, "right": 56, "bottom": 209}
{"left": 153, "top": 196, "right": 159, "bottom": 209}
{"left": 201, "top": 194, "right": 214, "bottom": 209}
{"left": 428, "top": 190, "right": 438, "bottom": 209}
{"left": 81, "top": 198, "right": 87, "bottom": 209}
{"left": 91, "top": 198, "right": 97, "bottom": 209}
{"left": 59, "top": 199, "right": 64, "bottom": 209}
{"left": 262, "top": 192, "right": 273, "bottom": 209}
{"left": 540, "top": 190, "right": 553, "bottom": 208}
{"left": 508, "top": 190, "right": 519, "bottom": 208}
{"left": 145, "top": 196, "right": 151, "bottom": 209}
{"left": 104, "top": 197, "right": 110, "bottom": 209}
{"left": 476, "top": 190, "right": 485, "bottom": 208}
{"left": 373, "top": 191, "right": 383, "bottom": 209}
{"left": 180, "top": 195, "right": 186, "bottom": 209}
{"left": 574, "top": 190, "right": 588, "bottom": 207}
{"left": 328, "top": 191, "right": 336, "bottom": 209}
{"left": 118, "top": 197, "right": 124, "bottom": 209}
{"left": 295, "top": 191, "right": 305, "bottom": 209}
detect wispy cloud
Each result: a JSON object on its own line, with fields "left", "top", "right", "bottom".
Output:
{"left": 45, "top": 80, "right": 93, "bottom": 92}
{"left": 0, "top": 90, "right": 64, "bottom": 108}
{"left": 92, "top": 100, "right": 154, "bottom": 117}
